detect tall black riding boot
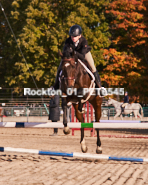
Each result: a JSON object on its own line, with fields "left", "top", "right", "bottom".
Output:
{"left": 93, "top": 71, "right": 102, "bottom": 88}
{"left": 121, "top": 106, "right": 124, "bottom": 113}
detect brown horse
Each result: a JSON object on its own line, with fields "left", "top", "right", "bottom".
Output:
{"left": 60, "top": 44, "right": 102, "bottom": 154}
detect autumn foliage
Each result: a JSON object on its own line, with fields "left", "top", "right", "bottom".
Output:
{"left": 101, "top": 0, "right": 148, "bottom": 102}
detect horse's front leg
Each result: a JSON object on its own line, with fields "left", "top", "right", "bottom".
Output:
{"left": 78, "top": 99, "right": 84, "bottom": 113}
{"left": 62, "top": 97, "right": 70, "bottom": 135}
{"left": 73, "top": 103, "right": 87, "bottom": 153}
{"left": 114, "top": 111, "right": 121, "bottom": 119}
{"left": 95, "top": 107, "right": 102, "bottom": 154}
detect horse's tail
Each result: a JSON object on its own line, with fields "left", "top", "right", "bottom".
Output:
{"left": 139, "top": 104, "right": 143, "bottom": 117}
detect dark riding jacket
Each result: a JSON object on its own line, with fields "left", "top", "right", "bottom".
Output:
{"left": 124, "top": 95, "right": 129, "bottom": 103}
{"left": 64, "top": 36, "right": 91, "bottom": 61}
{"left": 49, "top": 95, "right": 60, "bottom": 121}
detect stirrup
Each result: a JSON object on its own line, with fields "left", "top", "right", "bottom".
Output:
{"left": 93, "top": 71, "right": 101, "bottom": 88}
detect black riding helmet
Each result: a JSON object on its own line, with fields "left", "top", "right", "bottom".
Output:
{"left": 69, "top": 25, "right": 82, "bottom": 37}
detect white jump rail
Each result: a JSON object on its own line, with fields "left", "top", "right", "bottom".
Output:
{"left": 0, "top": 121, "right": 148, "bottom": 129}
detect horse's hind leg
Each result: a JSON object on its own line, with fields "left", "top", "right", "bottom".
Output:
{"left": 133, "top": 111, "right": 138, "bottom": 119}
{"left": 96, "top": 129, "right": 102, "bottom": 154}
{"left": 114, "top": 112, "right": 122, "bottom": 119}
{"left": 73, "top": 103, "right": 88, "bottom": 153}
{"left": 137, "top": 112, "right": 142, "bottom": 119}
{"left": 90, "top": 97, "right": 102, "bottom": 154}
{"left": 119, "top": 114, "right": 123, "bottom": 120}
{"left": 80, "top": 128, "right": 88, "bottom": 153}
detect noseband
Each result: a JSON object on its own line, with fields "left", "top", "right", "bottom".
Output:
{"left": 64, "top": 77, "right": 75, "bottom": 80}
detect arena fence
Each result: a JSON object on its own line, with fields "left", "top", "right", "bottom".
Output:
{"left": 2, "top": 104, "right": 148, "bottom": 117}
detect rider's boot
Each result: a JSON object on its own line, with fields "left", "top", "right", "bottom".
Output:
{"left": 93, "top": 71, "right": 102, "bottom": 88}
{"left": 53, "top": 62, "right": 62, "bottom": 90}
{"left": 121, "top": 106, "right": 124, "bottom": 113}
{"left": 93, "top": 71, "right": 107, "bottom": 96}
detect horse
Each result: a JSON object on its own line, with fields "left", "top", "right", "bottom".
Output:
{"left": 59, "top": 44, "right": 103, "bottom": 154}
{"left": 105, "top": 98, "right": 143, "bottom": 119}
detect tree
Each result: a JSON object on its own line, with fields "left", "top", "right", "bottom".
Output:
{"left": 0, "top": 0, "right": 14, "bottom": 87}
{"left": 3, "top": 0, "right": 110, "bottom": 89}
{"left": 104, "top": 0, "right": 148, "bottom": 102}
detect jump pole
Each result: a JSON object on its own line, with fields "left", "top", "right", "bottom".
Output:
{"left": 0, "top": 146, "right": 147, "bottom": 162}
{"left": 0, "top": 122, "right": 148, "bottom": 128}
{"left": 98, "top": 134, "right": 148, "bottom": 139}
{"left": 70, "top": 100, "right": 144, "bottom": 136}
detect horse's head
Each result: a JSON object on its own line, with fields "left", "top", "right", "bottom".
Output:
{"left": 60, "top": 44, "right": 77, "bottom": 88}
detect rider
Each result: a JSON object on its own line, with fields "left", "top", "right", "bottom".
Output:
{"left": 53, "top": 24, "right": 102, "bottom": 90}
{"left": 121, "top": 91, "right": 129, "bottom": 112}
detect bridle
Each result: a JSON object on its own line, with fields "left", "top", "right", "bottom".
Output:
{"left": 61, "top": 58, "right": 76, "bottom": 83}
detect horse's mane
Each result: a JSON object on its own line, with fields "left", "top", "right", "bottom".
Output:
{"left": 62, "top": 44, "right": 77, "bottom": 60}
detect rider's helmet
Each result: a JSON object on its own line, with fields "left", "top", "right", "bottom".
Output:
{"left": 125, "top": 91, "right": 128, "bottom": 94}
{"left": 69, "top": 25, "right": 82, "bottom": 37}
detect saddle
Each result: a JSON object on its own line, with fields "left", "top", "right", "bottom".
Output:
{"left": 121, "top": 103, "right": 128, "bottom": 112}
{"left": 82, "top": 59, "right": 93, "bottom": 74}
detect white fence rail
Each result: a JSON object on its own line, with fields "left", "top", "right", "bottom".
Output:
{"left": 1, "top": 106, "right": 148, "bottom": 118}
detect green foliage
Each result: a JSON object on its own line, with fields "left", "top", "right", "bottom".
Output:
{"left": 1, "top": 0, "right": 110, "bottom": 88}
{"left": 0, "top": 0, "right": 15, "bottom": 87}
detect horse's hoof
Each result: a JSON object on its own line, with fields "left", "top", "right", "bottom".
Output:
{"left": 63, "top": 126, "right": 70, "bottom": 135}
{"left": 81, "top": 145, "right": 88, "bottom": 153}
{"left": 96, "top": 146, "right": 102, "bottom": 154}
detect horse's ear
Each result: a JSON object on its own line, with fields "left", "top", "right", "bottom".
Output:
{"left": 70, "top": 44, "right": 75, "bottom": 50}
{"left": 68, "top": 44, "right": 75, "bottom": 56}
{"left": 58, "top": 50, "right": 63, "bottom": 57}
